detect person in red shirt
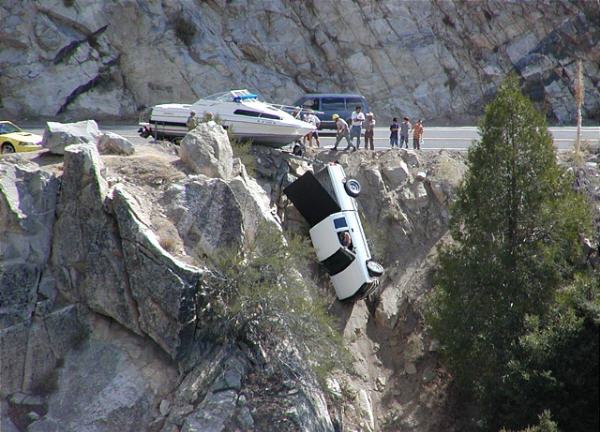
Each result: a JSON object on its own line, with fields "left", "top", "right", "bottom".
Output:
{"left": 412, "top": 119, "right": 424, "bottom": 150}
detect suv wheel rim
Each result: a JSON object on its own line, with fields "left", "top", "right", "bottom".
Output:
{"left": 345, "top": 178, "right": 361, "bottom": 196}
{"left": 367, "top": 261, "right": 384, "bottom": 276}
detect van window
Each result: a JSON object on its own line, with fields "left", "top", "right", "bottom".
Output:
{"left": 301, "top": 98, "right": 318, "bottom": 109}
{"left": 346, "top": 97, "right": 366, "bottom": 110}
{"left": 321, "top": 97, "right": 346, "bottom": 112}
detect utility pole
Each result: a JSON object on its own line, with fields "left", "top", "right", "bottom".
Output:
{"left": 575, "top": 59, "right": 584, "bottom": 157}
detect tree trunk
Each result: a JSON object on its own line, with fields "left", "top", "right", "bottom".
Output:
{"left": 575, "top": 60, "right": 584, "bottom": 157}
{"left": 577, "top": 105, "right": 582, "bottom": 154}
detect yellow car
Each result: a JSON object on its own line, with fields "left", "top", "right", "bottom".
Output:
{"left": 0, "top": 121, "right": 43, "bottom": 154}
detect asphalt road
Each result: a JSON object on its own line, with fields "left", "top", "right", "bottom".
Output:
{"left": 28, "top": 124, "right": 600, "bottom": 151}
{"left": 312, "top": 126, "right": 600, "bottom": 151}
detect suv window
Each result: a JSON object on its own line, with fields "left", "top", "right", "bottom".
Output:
{"left": 333, "top": 217, "right": 348, "bottom": 229}
{"left": 320, "top": 97, "right": 346, "bottom": 112}
{"left": 321, "top": 247, "right": 355, "bottom": 275}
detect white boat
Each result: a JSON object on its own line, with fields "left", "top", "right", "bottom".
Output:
{"left": 139, "top": 89, "right": 314, "bottom": 146}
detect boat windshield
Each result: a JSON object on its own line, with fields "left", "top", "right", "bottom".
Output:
{"left": 198, "top": 89, "right": 261, "bottom": 103}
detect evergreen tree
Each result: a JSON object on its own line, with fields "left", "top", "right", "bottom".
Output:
{"left": 500, "top": 410, "right": 559, "bottom": 432}
{"left": 502, "top": 274, "right": 600, "bottom": 431}
{"left": 427, "top": 76, "right": 590, "bottom": 429}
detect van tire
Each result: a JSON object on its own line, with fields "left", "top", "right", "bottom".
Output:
{"left": 344, "top": 178, "right": 361, "bottom": 197}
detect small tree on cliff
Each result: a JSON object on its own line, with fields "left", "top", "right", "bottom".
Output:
{"left": 427, "top": 76, "right": 590, "bottom": 428}
{"left": 197, "top": 222, "right": 349, "bottom": 381}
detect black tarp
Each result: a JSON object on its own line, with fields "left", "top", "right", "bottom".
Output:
{"left": 284, "top": 171, "right": 341, "bottom": 227}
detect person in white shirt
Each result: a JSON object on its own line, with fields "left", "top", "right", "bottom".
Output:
{"left": 350, "top": 105, "right": 365, "bottom": 149}
{"left": 304, "top": 111, "right": 321, "bottom": 148}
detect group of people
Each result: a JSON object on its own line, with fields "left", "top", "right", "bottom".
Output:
{"left": 389, "top": 116, "right": 424, "bottom": 150}
{"left": 192, "top": 103, "right": 425, "bottom": 152}
{"left": 302, "top": 105, "right": 425, "bottom": 152}
{"left": 331, "top": 105, "right": 377, "bottom": 151}
{"left": 186, "top": 110, "right": 214, "bottom": 130}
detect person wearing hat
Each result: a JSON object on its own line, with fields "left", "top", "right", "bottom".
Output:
{"left": 332, "top": 114, "right": 354, "bottom": 151}
{"left": 186, "top": 111, "right": 199, "bottom": 131}
{"left": 364, "top": 112, "right": 376, "bottom": 150}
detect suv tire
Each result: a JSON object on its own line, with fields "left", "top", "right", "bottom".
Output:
{"left": 366, "top": 260, "right": 384, "bottom": 277}
{"left": 344, "top": 178, "right": 361, "bottom": 197}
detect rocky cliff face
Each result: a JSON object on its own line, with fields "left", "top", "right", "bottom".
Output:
{"left": 1, "top": 0, "right": 598, "bottom": 124}
{"left": 2, "top": 118, "right": 599, "bottom": 431}
{"left": 1, "top": 116, "right": 479, "bottom": 431}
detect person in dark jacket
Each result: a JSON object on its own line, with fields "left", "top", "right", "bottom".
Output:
{"left": 389, "top": 117, "right": 399, "bottom": 148}
{"left": 186, "top": 111, "right": 199, "bottom": 131}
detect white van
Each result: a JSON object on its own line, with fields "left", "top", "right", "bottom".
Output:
{"left": 284, "top": 163, "right": 384, "bottom": 301}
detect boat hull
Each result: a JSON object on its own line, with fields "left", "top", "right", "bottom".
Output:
{"left": 141, "top": 100, "right": 313, "bottom": 147}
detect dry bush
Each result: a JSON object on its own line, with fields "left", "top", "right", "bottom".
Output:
{"left": 156, "top": 222, "right": 180, "bottom": 254}
{"left": 229, "top": 134, "right": 256, "bottom": 177}
{"left": 109, "top": 156, "right": 185, "bottom": 187}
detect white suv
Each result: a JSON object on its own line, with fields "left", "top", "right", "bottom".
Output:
{"left": 284, "top": 163, "right": 384, "bottom": 301}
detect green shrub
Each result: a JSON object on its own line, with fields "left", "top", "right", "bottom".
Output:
{"left": 229, "top": 133, "right": 256, "bottom": 178}
{"left": 196, "top": 222, "right": 350, "bottom": 381}
{"left": 426, "top": 76, "right": 592, "bottom": 430}
{"left": 173, "top": 14, "right": 196, "bottom": 46}
{"left": 499, "top": 273, "right": 599, "bottom": 431}
{"left": 500, "top": 411, "right": 558, "bottom": 432}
